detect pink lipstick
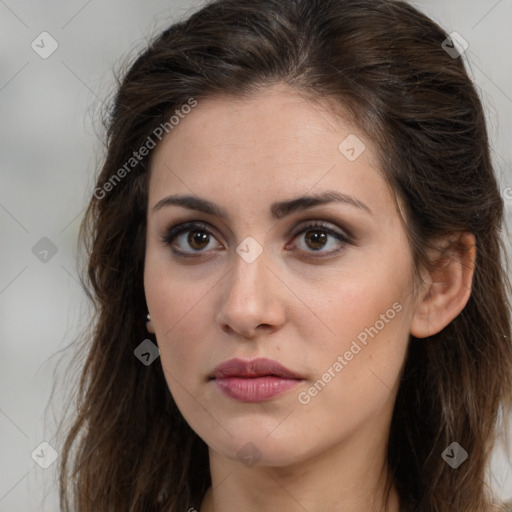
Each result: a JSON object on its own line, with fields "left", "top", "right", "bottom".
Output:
{"left": 210, "top": 357, "right": 303, "bottom": 402}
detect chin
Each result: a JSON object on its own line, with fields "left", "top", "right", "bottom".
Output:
{"left": 204, "top": 428, "right": 309, "bottom": 468}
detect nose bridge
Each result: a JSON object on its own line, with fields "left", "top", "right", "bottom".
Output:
{"left": 227, "top": 242, "right": 268, "bottom": 304}
{"left": 216, "top": 240, "right": 284, "bottom": 336}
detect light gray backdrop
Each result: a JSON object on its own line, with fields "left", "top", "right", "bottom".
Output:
{"left": 1, "top": 0, "right": 511, "bottom": 510}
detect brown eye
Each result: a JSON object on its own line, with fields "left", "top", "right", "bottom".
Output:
{"left": 290, "top": 221, "right": 351, "bottom": 256}
{"left": 187, "top": 230, "right": 210, "bottom": 251}
{"left": 162, "top": 220, "right": 352, "bottom": 258}
{"left": 162, "top": 222, "right": 223, "bottom": 254}
{"left": 303, "top": 230, "right": 329, "bottom": 250}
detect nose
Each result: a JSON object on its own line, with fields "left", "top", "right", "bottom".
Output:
{"left": 215, "top": 248, "right": 286, "bottom": 340}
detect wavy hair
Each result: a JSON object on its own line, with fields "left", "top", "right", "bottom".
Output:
{"left": 57, "top": 0, "right": 512, "bottom": 511}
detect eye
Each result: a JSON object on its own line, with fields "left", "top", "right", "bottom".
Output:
{"left": 161, "top": 220, "right": 352, "bottom": 257}
{"left": 161, "top": 221, "right": 222, "bottom": 255}
{"left": 288, "top": 221, "right": 351, "bottom": 256}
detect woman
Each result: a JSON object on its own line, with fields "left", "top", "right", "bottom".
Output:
{"left": 57, "top": 0, "right": 512, "bottom": 511}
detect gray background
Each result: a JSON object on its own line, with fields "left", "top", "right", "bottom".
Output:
{"left": 1, "top": 0, "right": 511, "bottom": 510}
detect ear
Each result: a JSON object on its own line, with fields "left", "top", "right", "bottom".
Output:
{"left": 146, "top": 314, "right": 155, "bottom": 334}
{"left": 410, "top": 232, "right": 476, "bottom": 338}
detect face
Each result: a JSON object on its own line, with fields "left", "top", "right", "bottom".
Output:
{"left": 144, "top": 83, "right": 419, "bottom": 467}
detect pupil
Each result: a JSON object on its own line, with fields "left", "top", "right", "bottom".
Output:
{"left": 306, "top": 231, "right": 326, "bottom": 250}
{"left": 188, "top": 230, "right": 209, "bottom": 250}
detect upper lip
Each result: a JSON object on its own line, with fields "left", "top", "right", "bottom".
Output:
{"left": 210, "top": 357, "right": 303, "bottom": 379}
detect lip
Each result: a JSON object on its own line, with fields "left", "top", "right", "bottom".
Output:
{"left": 210, "top": 357, "right": 303, "bottom": 403}
{"left": 211, "top": 357, "right": 303, "bottom": 379}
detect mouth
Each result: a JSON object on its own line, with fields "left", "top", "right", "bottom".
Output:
{"left": 209, "top": 357, "right": 304, "bottom": 402}
{"left": 210, "top": 356, "right": 303, "bottom": 380}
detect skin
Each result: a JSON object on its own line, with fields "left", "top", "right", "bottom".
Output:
{"left": 143, "top": 83, "right": 476, "bottom": 512}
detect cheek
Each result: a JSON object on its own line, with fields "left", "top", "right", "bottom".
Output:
{"left": 144, "top": 258, "right": 212, "bottom": 376}
{"left": 294, "top": 247, "right": 412, "bottom": 410}
{"left": 312, "top": 327, "right": 409, "bottom": 445}
{"left": 295, "top": 294, "right": 410, "bottom": 445}
{"left": 293, "top": 254, "right": 410, "bottom": 359}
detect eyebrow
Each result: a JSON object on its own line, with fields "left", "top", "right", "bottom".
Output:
{"left": 152, "top": 190, "right": 372, "bottom": 219}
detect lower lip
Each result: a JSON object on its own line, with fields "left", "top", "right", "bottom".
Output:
{"left": 214, "top": 376, "right": 302, "bottom": 402}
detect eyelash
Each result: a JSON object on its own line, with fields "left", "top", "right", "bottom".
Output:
{"left": 160, "top": 220, "right": 353, "bottom": 258}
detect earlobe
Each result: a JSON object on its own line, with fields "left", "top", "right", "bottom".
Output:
{"left": 146, "top": 313, "right": 155, "bottom": 334}
{"left": 410, "top": 232, "right": 476, "bottom": 339}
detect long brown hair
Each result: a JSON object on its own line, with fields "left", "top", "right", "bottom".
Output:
{"left": 56, "top": 0, "right": 512, "bottom": 510}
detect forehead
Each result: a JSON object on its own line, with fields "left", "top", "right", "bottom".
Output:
{"left": 148, "top": 84, "right": 394, "bottom": 220}
{"left": 152, "top": 84, "right": 364, "bottom": 165}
